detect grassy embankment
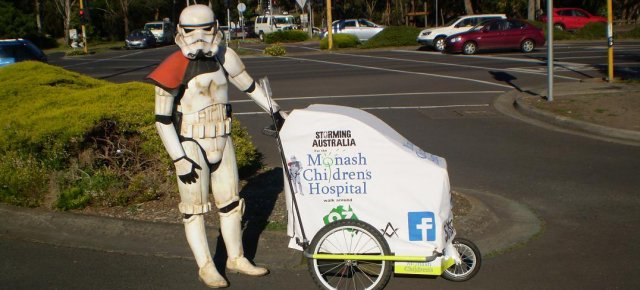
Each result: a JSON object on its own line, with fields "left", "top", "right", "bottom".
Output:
{"left": 0, "top": 62, "right": 261, "bottom": 210}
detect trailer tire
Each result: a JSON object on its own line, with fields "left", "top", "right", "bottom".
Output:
{"left": 307, "top": 219, "right": 392, "bottom": 290}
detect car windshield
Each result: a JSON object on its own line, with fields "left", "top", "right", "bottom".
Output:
{"left": 274, "top": 17, "right": 293, "bottom": 24}
{"left": 144, "top": 23, "right": 163, "bottom": 30}
{"left": 444, "top": 16, "right": 463, "bottom": 27}
{"left": 0, "top": 43, "right": 37, "bottom": 60}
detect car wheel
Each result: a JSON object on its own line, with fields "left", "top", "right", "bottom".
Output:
{"left": 554, "top": 23, "right": 565, "bottom": 31}
{"left": 259, "top": 32, "right": 265, "bottom": 41}
{"left": 521, "top": 39, "right": 535, "bottom": 53}
{"left": 462, "top": 41, "right": 477, "bottom": 55}
{"left": 434, "top": 36, "right": 446, "bottom": 52}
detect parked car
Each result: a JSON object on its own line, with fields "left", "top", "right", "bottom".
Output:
{"left": 125, "top": 29, "right": 157, "bottom": 49}
{"left": 254, "top": 13, "right": 299, "bottom": 41}
{"left": 0, "top": 38, "right": 47, "bottom": 67}
{"left": 325, "top": 19, "right": 384, "bottom": 42}
{"left": 539, "top": 8, "right": 607, "bottom": 31}
{"left": 144, "top": 19, "right": 175, "bottom": 44}
{"left": 417, "top": 14, "right": 506, "bottom": 51}
{"left": 444, "top": 18, "right": 545, "bottom": 55}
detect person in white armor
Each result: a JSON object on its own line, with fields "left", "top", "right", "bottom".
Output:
{"left": 146, "top": 3, "right": 286, "bottom": 288}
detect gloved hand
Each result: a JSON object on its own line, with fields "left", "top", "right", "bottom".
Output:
{"left": 273, "top": 110, "right": 287, "bottom": 130}
{"left": 262, "top": 110, "right": 287, "bottom": 137}
{"left": 174, "top": 157, "right": 202, "bottom": 184}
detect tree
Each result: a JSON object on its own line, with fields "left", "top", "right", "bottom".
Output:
{"left": 52, "top": 0, "right": 77, "bottom": 45}
{"left": 463, "top": 0, "right": 473, "bottom": 14}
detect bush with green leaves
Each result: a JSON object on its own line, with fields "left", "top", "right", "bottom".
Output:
{"left": 264, "top": 43, "right": 286, "bottom": 56}
{"left": 320, "top": 34, "right": 359, "bottom": 49}
{"left": 360, "top": 26, "right": 422, "bottom": 49}
{"left": 264, "top": 30, "right": 309, "bottom": 43}
{"left": 0, "top": 61, "right": 263, "bottom": 210}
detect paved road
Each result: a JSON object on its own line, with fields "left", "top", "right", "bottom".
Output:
{"left": 15, "top": 41, "right": 640, "bottom": 289}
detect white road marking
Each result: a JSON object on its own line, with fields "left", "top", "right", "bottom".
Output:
{"left": 281, "top": 55, "right": 517, "bottom": 88}
{"left": 234, "top": 103, "right": 490, "bottom": 115}
{"left": 229, "top": 90, "right": 504, "bottom": 103}
{"left": 62, "top": 50, "right": 146, "bottom": 68}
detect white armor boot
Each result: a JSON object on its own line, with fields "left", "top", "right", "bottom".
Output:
{"left": 184, "top": 215, "right": 228, "bottom": 288}
{"left": 220, "top": 199, "right": 269, "bottom": 276}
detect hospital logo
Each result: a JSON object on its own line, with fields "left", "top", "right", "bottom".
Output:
{"left": 323, "top": 205, "right": 358, "bottom": 225}
{"left": 408, "top": 211, "right": 436, "bottom": 242}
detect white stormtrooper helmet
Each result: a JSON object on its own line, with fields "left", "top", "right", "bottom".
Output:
{"left": 175, "top": 4, "right": 223, "bottom": 59}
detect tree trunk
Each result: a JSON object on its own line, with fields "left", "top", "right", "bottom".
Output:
{"left": 64, "top": 0, "right": 71, "bottom": 45}
{"left": 463, "top": 0, "right": 474, "bottom": 15}
{"left": 527, "top": 0, "right": 535, "bottom": 20}
{"left": 35, "top": 0, "right": 42, "bottom": 33}
{"left": 120, "top": 0, "right": 131, "bottom": 38}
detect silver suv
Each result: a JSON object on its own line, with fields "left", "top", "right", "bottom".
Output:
{"left": 417, "top": 14, "right": 506, "bottom": 51}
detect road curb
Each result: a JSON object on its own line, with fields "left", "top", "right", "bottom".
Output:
{"left": 514, "top": 95, "right": 640, "bottom": 145}
{"left": 0, "top": 187, "right": 540, "bottom": 266}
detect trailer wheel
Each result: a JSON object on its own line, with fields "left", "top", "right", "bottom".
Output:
{"left": 442, "top": 237, "right": 482, "bottom": 282}
{"left": 307, "top": 219, "right": 392, "bottom": 290}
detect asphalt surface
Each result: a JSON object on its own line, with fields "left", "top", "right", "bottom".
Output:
{"left": 4, "top": 41, "right": 640, "bottom": 289}
{"left": 3, "top": 80, "right": 636, "bottom": 280}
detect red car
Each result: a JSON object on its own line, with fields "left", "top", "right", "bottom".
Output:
{"left": 444, "top": 18, "right": 545, "bottom": 55}
{"left": 539, "top": 8, "right": 607, "bottom": 31}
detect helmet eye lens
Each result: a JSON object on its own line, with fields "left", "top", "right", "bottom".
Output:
{"left": 183, "top": 28, "right": 195, "bottom": 33}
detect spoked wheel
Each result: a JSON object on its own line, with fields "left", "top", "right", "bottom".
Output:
{"left": 462, "top": 41, "right": 477, "bottom": 55}
{"left": 434, "top": 37, "right": 446, "bottom": 52}
{"left": 521, "top": 39, "right": 535, "bottom": 53}
{"left": 307, "top": 219, "right": 392, "bottom": 290}
{"left": 442, "top": 237, "right": 482, "bottom": 282}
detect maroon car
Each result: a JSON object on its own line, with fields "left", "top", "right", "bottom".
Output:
{"left": 444, "top": 18, "right": 545, "bottom": 55}
{"left": 539, "top": 8, "right": 607, "bottom": 31}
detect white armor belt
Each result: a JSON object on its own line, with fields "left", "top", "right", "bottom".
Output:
{"left": 180, "top": 104, "right": 232, "bottom": 139}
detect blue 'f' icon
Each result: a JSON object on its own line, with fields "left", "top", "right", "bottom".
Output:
{"left": 408, "top": 212, "right": 436, "bottom": 241}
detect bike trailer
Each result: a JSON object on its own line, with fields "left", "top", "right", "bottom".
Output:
{"left": 279, "top": 104, "right": 458, "bottom": 275}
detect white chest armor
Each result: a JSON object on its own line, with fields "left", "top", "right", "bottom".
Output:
{"left": 179, "top": 69, "right": 232, "bottom": 139}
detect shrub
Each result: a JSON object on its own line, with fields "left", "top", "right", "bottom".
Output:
{"left": 619, "top": 26, "right": 640, "bottom": 39}
{"left": 55, "top": 187, "right": 91, "bottom": 210}
{"left": 320, "top": 34, "right": 359, "bottom": 49}
{"left": 264, "top": 43, "right": 286, "bottom": 56}
{"left": 360, "top": 26, "right": 422, "bottom": 49}
{"left": 264, "top": 30, "right": 309, "bottom": 43}
{"left": 0, "top": 152, "right": 48, "bottom": 207}
{"left": 0, "top": 62, "right": 263, "bottom": 210}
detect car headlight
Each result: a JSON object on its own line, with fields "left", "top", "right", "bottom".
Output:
{"left": 450, "top": 36, "right": 462, "bottom": 43}
{"left": 421, "top": 31, "right": 431, "bottom": 36}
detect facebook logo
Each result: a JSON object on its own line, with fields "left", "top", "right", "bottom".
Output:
{"left": 408, "top": 211, "right": 436, "bottom": 241}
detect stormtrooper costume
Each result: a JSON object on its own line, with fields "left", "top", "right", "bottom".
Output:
{"left": 146, "top": 4, "right": 285, "bottom": 288}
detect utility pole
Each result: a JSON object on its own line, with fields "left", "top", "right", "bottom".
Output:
{"left": 607, "top": 0, "right": 614, "bottom": 82}
{"left": 326, "top": 0, "right": 333, "bottom": 50}
{"left": 79, "top": 0, "right": 88, "bottom": 54}
{"left": 546, "top": 0, "right": 554, "bottom": 102}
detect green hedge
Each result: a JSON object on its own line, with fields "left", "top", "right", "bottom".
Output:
{"left": 320, "top": 33, "right": 359, "bottom": 49}
{"left": 0, "top": 61, "right": 262, "bottom": 209}
{"left": 360, "top": 26, "right": 423, "bottom": 49}
{"left": 264, "top": 30, "right": 309, "bottom": 43}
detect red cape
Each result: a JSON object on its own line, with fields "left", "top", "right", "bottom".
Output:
{"left": 146, "top": 51, "right": 189, "bottom": 91}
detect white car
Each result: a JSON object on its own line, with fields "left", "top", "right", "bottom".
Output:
{"left": 326, "top": 19, "right": 384, "bottom": 42}
{"left": 417, "top": 14, "right": 506, "bottom": 51}
{"left": 254, "top": 13, "right": 298, "bottom": 41}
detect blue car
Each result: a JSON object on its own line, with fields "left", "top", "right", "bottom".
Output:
{"left": 0, "top": 39, "right": 47, "bottom": 67}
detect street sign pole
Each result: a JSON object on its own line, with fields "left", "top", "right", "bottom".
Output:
{"left": 607, "top": 0, "right": 614, "bottom": 82}
{"left": 326, "top": 0, "right": 333, "bottom": 50}
{"left": 546, "top": 0, "right": 554, "bottom": 102}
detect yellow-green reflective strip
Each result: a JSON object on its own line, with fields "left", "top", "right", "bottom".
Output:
{"left": 311, "top": 254, "right": 432, "bottom": 262}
